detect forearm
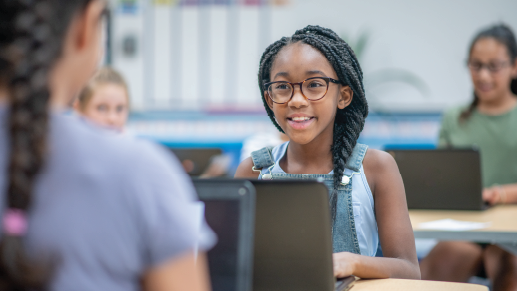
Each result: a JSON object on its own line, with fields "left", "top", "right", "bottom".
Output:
{"left": 501, "top": 183, "right": 517, "bottom": 204}
{"left": 143, "top": 251, "right": 211, "bottom": 291}
{"left": 351, "top": 254, "right": 421, "bottom": 280}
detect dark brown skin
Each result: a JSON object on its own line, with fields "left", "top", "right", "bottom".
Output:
{"left": 235, "top": 42, "right": 420, "bottom": 279}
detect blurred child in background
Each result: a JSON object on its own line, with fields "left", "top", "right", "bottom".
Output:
{"left": 74, "top": 67, "right": 130, "bottom": 131}
{"left": 420, "top": 23, "right": 517, "bottom": 291}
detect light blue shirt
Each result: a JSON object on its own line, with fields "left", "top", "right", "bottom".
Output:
{"left": 269, "top": 142, "right": 379, "bottom": 256}
{"left": 0, "top": 106, "right": 215, "bottom": 291}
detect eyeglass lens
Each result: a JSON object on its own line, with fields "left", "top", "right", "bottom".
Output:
{"left": 267, "top": 78, "right": 328, "bottom": 103}
{"left": 468, "top": 60, "right": 509, "bottom": 73}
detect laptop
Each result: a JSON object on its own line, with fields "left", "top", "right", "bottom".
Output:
{"left": 193, "top": 180, "right": 255, "bottom": 291}
{"left": 388, "top": 149, "right": 486, "bottom": 210}
{"left": 170, "top": 148, "right": 223, "bottom": 176}
{"left": 249, "top": 180, "right": 355, "bottom": 291}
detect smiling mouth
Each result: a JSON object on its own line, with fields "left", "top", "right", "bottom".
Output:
{"left": 286, "top": 116, "right": 315, "bottom": 130}
{"left": 477, "top": 84, "right": 493, "bottom": 92}
{"left": 287, "top": 116, "right": 314, "bottom": 122}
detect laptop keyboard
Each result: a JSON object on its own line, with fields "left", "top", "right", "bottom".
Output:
{"left": 335, "top": 277, "right": 355, "bottom": 291}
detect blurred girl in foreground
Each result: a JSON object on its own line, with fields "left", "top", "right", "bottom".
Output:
{"left": 0, "top": 0, "right": 214, "bottom": 290}
{"left": 421, "top": 24, "right": 517, "bottom": 291}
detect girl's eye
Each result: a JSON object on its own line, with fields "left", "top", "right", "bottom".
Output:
{"left": 307, "top": 81, "right": 324, "bottom": 88}
{"left": 488, "top": 62, "right": 504, "bottom": 72}
{"left": 275, "top": 83, "right": 290, "bottom": 90}
{"left": 116, "top": 105, "right": 126, "bottom": 113}
{"left": 469, "top": 62, "right": 482, "bottom": 70}
{"left": 97, "top": 104, "right": 108, "bottom": 112}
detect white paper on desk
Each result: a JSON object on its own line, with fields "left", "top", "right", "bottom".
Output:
{"left": 419, "top": 219, "right": 491, "bottom": 231}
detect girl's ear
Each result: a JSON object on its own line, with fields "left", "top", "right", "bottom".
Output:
{"left": 73, "top": 98, "right": 82, "bottom": 113}
{"left": 338, "top": 86, "right": 353, "bottom": 110}
{"left": 70, "top": 0, "right": 106, "bottom": 52}
{"left": 512, "top": 58, "right": 517, "bottom": 79}
{"left": 264, "top": 91, "right": 274, "bottom": 110}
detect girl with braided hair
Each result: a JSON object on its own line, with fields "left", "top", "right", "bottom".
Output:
{"left": 0, "top": 0, "right": 214, "bottom": 290}
{"left": 236, "top": 25, "right": 420, "bottom": 279}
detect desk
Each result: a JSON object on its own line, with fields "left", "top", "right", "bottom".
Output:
{"left": 352, "top": 279, "right": 487, "bottom": 291}
{"left": 410, "top": 205, "right": 517, "bottom": 254}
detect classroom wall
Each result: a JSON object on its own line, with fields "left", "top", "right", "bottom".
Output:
{"left": 111, "top": 0, "right": 517, "bottom": 112}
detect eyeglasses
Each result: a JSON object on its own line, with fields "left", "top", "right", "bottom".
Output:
{"left": 264, "top": 77, "right": 342, "bottom": 104}
{"left": 467, "top": 60, "right": 511, "bottom": 73}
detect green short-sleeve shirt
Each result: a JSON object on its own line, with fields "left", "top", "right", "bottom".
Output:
{"left": 438, "top": 105, "right": 517, "bottom": 188}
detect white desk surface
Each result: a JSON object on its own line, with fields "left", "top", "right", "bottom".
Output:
{"left": 410, "top": 205, "right": 517, "bottom": 240}
{"left": 409, "top": 205, "right": 517, "bottom": 254}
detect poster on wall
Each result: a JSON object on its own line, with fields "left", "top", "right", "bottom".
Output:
{"left": 154, "top": 0, "right": 179, "bottom": 4}
{"left": 269, "top": 0, "right": 290, "bottom": 5}
{"left": 240, "top": 0, "right": 292, "bottom": 5}
{"left": 149, "top": 0, "right": 292, "bottom": 6}
{"left": 117, "top": 0, "right": 139, "bottom": 14}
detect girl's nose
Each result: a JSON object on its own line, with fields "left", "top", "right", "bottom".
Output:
{"left": 477, "top": 67, "right": 492, "bottom": 80}
{"left": 107, "top": 111, "right": 118, "bottom": 125}
{"left": 288, "top": 87, "right": 309, "bottom": 108}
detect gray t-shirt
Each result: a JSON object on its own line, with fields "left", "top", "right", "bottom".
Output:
{"left": 0, "top": 105, "right": 215, "bottom": 291}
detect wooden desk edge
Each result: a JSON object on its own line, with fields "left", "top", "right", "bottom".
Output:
{"left": 352, "top": 278, "right": 488, "bottom": 291}
{"left": 413, "top": 230, "right": 517, "bottom": 242}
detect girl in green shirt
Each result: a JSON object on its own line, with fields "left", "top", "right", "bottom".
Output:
{"left": 420, "top": 24, "right": 517, "bottom": 291}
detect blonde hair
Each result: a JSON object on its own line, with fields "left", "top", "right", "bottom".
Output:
{"left": 77, "top": 67, "right": 130, "bottom": 110}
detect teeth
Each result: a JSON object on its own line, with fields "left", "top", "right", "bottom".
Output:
{"left": 292, "top": 116, "right": 311, "bottom": 121}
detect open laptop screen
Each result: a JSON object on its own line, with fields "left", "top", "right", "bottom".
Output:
{"left": 194, "top": 180, "right": 255, "bottom": 291}
{"left": 388, "top": 149, "right": 484, "bottom": 210}
{"left": 204, "top": 200, "right": 240, "bottom": 290}
{"left": 250, "top": 180, "right": 337, "bottom": 291}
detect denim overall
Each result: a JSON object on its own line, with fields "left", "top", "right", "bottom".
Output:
{"left": 250, "top": 143, "right": 368, "bottom": 254}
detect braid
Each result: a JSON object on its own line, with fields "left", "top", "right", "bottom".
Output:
{"left": 258, "top": 37, "right": 291, "bottom": 133}
{"left": 0, "top": 0, "right": 93, "bottom": 289}
{"left": 258, "top": 25, "right": 368, "bottom": 223}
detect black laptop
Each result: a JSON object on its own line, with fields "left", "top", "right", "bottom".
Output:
{"left": 193, "top": 180, "right": 255, "bottom": 291}
{"left": 388, "top": 149, "right": 485, "bottom": 210}
{"left": 171, "top": 148, "right": 223, "bottom": 176}
{"left": 249, "top": 180, "right": 355, "bottom": 291}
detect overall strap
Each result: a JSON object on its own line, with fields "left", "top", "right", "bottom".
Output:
{"left": 250, "top": 146, "right": 275, "bottom": 170}
{"left": 345, "top": 143, "right": 368, "bottom": 172}
{"left": 251, "top": 143, "right": 368, "bottom": 171}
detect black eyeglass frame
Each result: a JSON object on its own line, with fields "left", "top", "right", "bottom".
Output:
{"left": 466, "top": 59, "right": 512, "bottom": 73}
{"left": 263, "top": 77, "right": 342, "bottom": 104}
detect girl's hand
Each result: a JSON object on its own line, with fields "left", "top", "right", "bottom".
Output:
{"left": 483, "top": 186, "right": 506, "bottom": 205}
{"left": 333, "top": 252, "right": 358, "bottom": 278}
{"left": 483, "top": 187, "right": 499, "bottom": 205}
